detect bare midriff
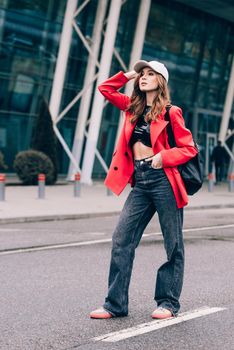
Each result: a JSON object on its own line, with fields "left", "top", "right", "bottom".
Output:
{"left": 132, "top": 141, "right": 154, "bottom": 160}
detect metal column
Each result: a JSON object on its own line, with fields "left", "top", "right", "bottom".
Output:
{"left": 219, "top": 56, "right": 234, "bottom": 143}
{"left": 49, "top": 0, "right": 78, "bottom": 121}
{"left": 67, "top": 0, "right": 108, "bottom": 180}
{"left": 124, "top": 0, "right": 151, "bottom": 95}
{"left": 115, "top": 0, "right": 151, "bottom": 145}
{"left": 81, "top": 0, "right": 122, "bottom": 184}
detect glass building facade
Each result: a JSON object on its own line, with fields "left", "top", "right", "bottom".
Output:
{"left": 0, "top": 0, "right": 233, "bottom": 178}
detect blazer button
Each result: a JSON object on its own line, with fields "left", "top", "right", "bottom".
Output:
{"left": 124, "top": 152, "right": 128, "bottom": 156}
{"left": 114, "top": 166, "right": 118, "bottom": 170}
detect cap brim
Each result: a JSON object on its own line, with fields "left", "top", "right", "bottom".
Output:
{"left": 133, "top": 60, "right": 151, "bottom": 73}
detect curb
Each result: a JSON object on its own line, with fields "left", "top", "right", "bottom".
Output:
{"left": 0, "top": 204, "right": 234, "bottom": 224}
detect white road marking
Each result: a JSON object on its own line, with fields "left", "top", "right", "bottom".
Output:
{"left": 144, "top": 223, "right": 234, "bottom": 238}
{"left": 0, "top": 238, "right": 113, "bottom": 256}
{"left": 184, "top": 224, "right": 234, "bottom": 232}
{"left": 0, "top": 228, "right": 22, "bottom": 232}
{"left": 89, "top": 232, "right": 107, "bottom": 236}
{"left": 0, "top": 223, "right": 233, "bottom": 256}
{"left": 93, "top": 306, "right": 226, "bottom": 343}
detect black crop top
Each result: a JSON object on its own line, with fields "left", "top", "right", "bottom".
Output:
{"left": 130, "top": 106, "right": 152, "bottom": 148}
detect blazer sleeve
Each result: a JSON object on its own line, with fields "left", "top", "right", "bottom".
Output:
{"left": 161, "top": 106, "right": 198, "bottom": 167}
{"left": 98, "top": 71, "right": 131, "bottom": 111}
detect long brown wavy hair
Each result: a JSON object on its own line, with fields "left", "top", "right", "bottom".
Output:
{"left": 127, "top": 72, "right": 171, "bottom": 123}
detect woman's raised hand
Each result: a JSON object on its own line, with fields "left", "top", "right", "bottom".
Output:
{"left": 124, "top": 70, "right": 138, "bottom": 80}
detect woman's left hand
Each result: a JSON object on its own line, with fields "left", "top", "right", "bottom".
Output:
{"left": 146, "top": 153, "right": 162, "bottom": 169}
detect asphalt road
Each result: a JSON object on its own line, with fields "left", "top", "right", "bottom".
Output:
{"left": 0, "top": 208, "right": 234, "bottom": 350}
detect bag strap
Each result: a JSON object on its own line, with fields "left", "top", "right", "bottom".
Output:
{"left": 164, "top": 105, "right": 176, "bottom": 148}
{"left": 165, "top": 105, "right": 198, "bottom": 151}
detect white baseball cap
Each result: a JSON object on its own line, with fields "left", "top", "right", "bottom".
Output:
{"left": 134, "top": 60, "right": 169, "bottom": 83}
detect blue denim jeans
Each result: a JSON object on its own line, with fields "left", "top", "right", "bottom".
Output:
{"left": 103, "top": 158, "right": 184, "bottom": 317}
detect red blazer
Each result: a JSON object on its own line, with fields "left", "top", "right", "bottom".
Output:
{"left": 98, "top": 71, "right": 198, "bottom": 208}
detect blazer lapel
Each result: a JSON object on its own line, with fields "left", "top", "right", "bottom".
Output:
{"left": 124, "top": 109, "right": 168, "bottom": 148}
{"left": 125, "top": 117, "right": 137, "bottom": 145}
{"left": 150, "top": 119, "right": 169, "bottom": 148}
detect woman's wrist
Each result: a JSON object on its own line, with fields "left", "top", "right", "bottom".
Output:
{"left": 124, "top": 70, "right": 138, "bottom": 80}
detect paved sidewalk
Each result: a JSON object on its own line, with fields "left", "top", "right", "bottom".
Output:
{"left": 0, "top": 180, "right": 233, "bottom": 224}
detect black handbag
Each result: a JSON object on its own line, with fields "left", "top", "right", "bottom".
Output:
{"left": 165, "top": 106, "right": 204, "bottom": 195}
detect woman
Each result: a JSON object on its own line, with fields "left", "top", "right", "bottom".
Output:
{"left": 90, "top": 60, "right": 197, "bottom": 320}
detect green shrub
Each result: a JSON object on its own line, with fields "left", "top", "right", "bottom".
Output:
{"left": 14, "top": 150, "right": 55, "bottom": 185}
{"left": 0, "top": 151, "right": 7, "bottom": 171}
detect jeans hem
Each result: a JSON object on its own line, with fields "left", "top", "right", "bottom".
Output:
{"left": 103, "top": 304, "right": 128, "bottom": 318}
